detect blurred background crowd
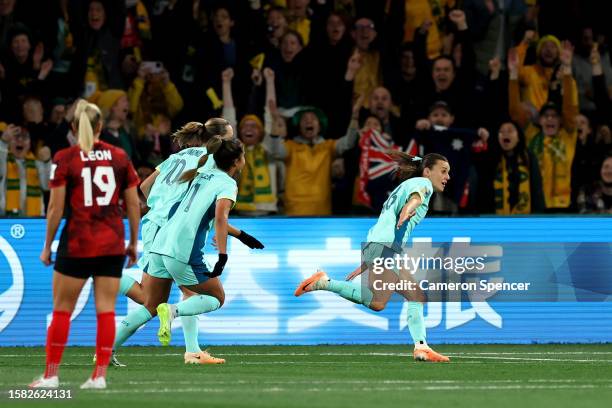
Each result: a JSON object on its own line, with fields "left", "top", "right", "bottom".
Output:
{"left": 1, "top": 0, "right": 611, "bottom": 217}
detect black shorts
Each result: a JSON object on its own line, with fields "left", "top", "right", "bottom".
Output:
{"left": 55, "top": 255, "right": 125, "bottom": 279}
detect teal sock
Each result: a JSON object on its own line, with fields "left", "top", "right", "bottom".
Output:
{"left": 114, "top": 305, "right": 152, "bottom": 348}
{"left": 118, "top": 275, "right": 137, "bottom": 296}
{"left": 175, "top": 295, "right": 220, "bottom": 316}
{"left": 181, "top": 316, "right": 202, "bottom": 353}
{"left": 407, "top": 302, "right": 427, "bottom": 345}
{"left": 326, "top": 279, "right": 373, "bottom": 307}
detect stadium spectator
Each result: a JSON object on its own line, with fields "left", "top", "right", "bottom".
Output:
{"left": 577, "top": 154, "right": 612, "bottom": 214}
{"left": 513, "top": 33, "right": 579, "bottom": 113}
{"left": 48, "top": 98, "right": 67, "bottom": 128}
{"left": 400, "top": 0, "right": 453, "bottom": 59}
{"left": 21, "top": 96, "right": 53, "bottom": 156}
{"left": 367, "top": 86, "right": 407, "bottom": 148}
{"left": 477, "top": 121, "right": 545, "bottom": 214}
{"left": 119, "top": 0, "right": 152, "bottom": 83}
{"left": 286, "top": 0, "right": 311, "bottom": 46}
{"left": 414, "top": 101, "right": 489, "bottom": 213}
{"left": 464, "top": 0, "right": 532, "bottom": 77}
{"left": 222, "top": 67, "right": 282, "bottom": 215}
{"left": 413, "top": 10, "right": 477, "bottom": 127}
{"left": 44, "top": 98, "right": 80, "bottom": 156}
{"left": 0, "top": 0, "right": 55, "bottom": 54}
{"left": 96, "top": 89, "right": 137, "bottom": 160}
{"left": 197, "top": 6, "right": 251, "bottom": 116}
{"left": 265, "top": 6, "right": 289, "bottom": 50}
{"left": 128, "top": 62, "right": 183, "bottom": 139}
{"left": 139, "top": 115, "right": 172, "bottom": 166}
{"left": 0, "top": 124, "right": 50, "bottom": 216}
{"left": 0, "top": 23, "right": 53, "bottom": 122}
{"left": 304, "top": 11, "right": 353, "bottom": 138}
{"left": 571, "top": 112, "right": 600, "bottom": 207}
{"left": 509, "top": 43, "right": 578, "bottom": 211}
{"left": 392, "top": 42, "right": 421, "bottom": 131}
{"left": 353, "top": 97, "right": 414, "bottom": 213}
{"left": 573, "top": 27, "right": 612, "bottom": 113}
{"left": 350, "top": 17, "right": 382, "bottom": 108}
{"left": 267, "top": 103, "right": 358, "bottom": 216}
{"left": 267, "top": 30, "right": 307, "bottom": 109}
{"left": 70, "top": 0, "right": 126, "bottom": 99}
{"left": 47, "top": 0, "right": 77, "bottom": 99}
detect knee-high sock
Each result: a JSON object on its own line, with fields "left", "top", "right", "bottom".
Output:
{"left": 407, "top": 302, "right": 427, "bottom": 346}
{"left": 93, "top": 312, "right": 115, "bottom": 379}
{"left": 44, "top": 310, "right": 71, "bottom": 378}
{"left": 181, "top": 316, "right": 202, "bottom": 353}
{"left": 114, "top": 306, "right": 152, "bottom": 349}
{"left": 325, "top": 279, "right": 373, "bottom": 307}
{"left": 174, "top": 295, "right": 220, "bottom": 316}
{"left": 118, "top": 275, "right": 137, "bottom": 296}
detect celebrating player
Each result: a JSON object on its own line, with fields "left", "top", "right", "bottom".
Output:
{"left": 114, "top": 119, "right": 232, "bottom": 366}
{"left": 30, "top": 100, "right": 140, "bottom": 389}
{"left": 113, "top": 137, "right": 254, "bottom": 352}
{"left": 295, "top": 152, "right": 451, "bottom": 362}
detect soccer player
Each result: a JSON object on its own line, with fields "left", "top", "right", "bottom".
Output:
{"left": 31, "top": 100, "right": 140, "bottom": 389}
{"left": 295, "top": 152, "right": 451, "bottom": 362}
{"left": 113, "top": 137, "right": 251, "bottom": 351}
{"left": 116, "top": 119, "right": 262, "bottom": 365}
{"left": 114, "top": 119, "right": 230, "bottom": 366}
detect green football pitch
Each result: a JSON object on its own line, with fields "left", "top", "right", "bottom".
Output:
{"left": 1, "top": 345, "right": 612, "bottom": 408}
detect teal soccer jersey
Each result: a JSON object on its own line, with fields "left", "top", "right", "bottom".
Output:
{"left": 143, "top": 147, "right": 215, "bottom": 227}
{"left": 150, "top": 167, "right": 238, "bottom": 265}
{"left": 366, "top": 177, "right": 433, "bottom": 246}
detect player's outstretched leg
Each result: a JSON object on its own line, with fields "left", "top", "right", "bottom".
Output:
{"left": 294, "top": 270, "right": 374, "bottom": 308}
{"left": 157, "top": 294, "right": 221, "bottom": 346}
{"left": 408, "top": 302, "right": 449, "bottom": 362}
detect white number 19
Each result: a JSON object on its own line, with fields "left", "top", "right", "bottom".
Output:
{"left": 81, "top": 166, "right": 116, "bottom": 207}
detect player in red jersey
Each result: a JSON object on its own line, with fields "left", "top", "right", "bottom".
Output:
{"left": 30, "top": 100, "right": 140, "bottom": 390}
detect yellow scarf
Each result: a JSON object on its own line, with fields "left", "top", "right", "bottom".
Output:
{"left": 236, "top": 144, "right": 275, "bottom": 212}
{"left": 5, "top": 152, "right": 42, "bottom": 216}
{"left": 528, "top": 129, "right": 574, "bottom": 208}
{"left": 494, "top": 154, "right": 531, "bottom": 215}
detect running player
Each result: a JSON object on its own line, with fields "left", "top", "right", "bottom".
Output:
{"left": 295, "top": 152, "right": 451, "bottom": 362}
{"left": 113, "top": 137, "right": 249, "bottom": 351}
{"left": 30, "top": 100, "right": 140, "bottom": 389}
{"left": 116, "top": 119, "right": 262, "bottom": 365}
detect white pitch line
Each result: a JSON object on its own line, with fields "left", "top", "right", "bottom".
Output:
{"left": 3, "top": 351, "right": 612, "bottom": 358}
{"left": 449, "top": 355, "right": 612, "bottom": 363}
{"left": 62, "top": 384, "right": 612, "bottom": 394}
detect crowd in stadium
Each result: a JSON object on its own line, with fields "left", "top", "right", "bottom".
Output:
{"left": 1, "top": 0, "right": 611, "bottom": 217}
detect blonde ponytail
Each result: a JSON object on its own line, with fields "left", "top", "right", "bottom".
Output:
{"left": 73, "top": 100, "right": 102, "bottom": 153}
{"left": 179, "top": 136, "right": 224, "bottom": 183}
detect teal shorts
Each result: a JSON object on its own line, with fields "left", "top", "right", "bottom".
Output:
{"left": 147, "top": 253, "right": 210, "bottom": 287}
{"left": 362, "top": 242, "right": 402, "bottom": 275}
{"left": 137, "top": 220, "right": 160, "bottom": 271}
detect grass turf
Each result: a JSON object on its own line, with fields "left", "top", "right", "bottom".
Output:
{"left": 1, "top": 344, "right": 612, "bottom": 408}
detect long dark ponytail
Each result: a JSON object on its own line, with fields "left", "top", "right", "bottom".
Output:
{"left": 386, "top": 151, "right": 448, "bottom": 182}
{"left": 179, "top": 137, "right": 224, "bottom": 183}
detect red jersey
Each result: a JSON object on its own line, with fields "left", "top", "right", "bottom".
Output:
{"left": 49, "top": 141, "right": 139, "bottom": 258}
